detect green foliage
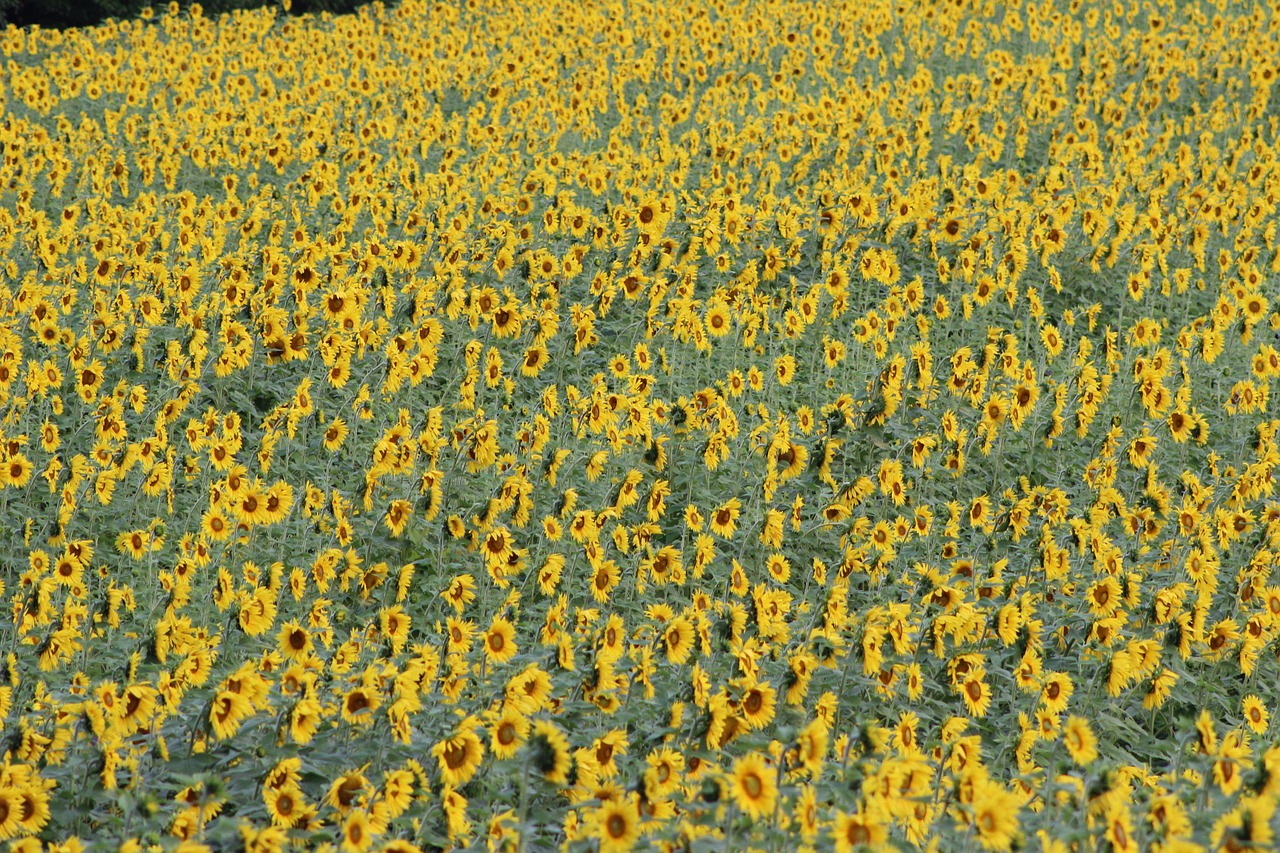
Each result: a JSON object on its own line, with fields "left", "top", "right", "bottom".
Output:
{"left": 1, "top": 0, "right": 1280, "bottom": 850}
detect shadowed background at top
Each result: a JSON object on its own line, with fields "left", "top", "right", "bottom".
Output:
{"left": 0, "top": 0, "right": 384, "bottom": 28}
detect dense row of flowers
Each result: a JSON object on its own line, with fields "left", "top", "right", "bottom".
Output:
{"left": 1, "top": 0, "right": 1279, "bottom": 849}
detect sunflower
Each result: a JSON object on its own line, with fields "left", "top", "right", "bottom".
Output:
{"left": 646, "top": 545, "right": 683, "bottom": 586}
{"left": 323, "top": 417, "right": 348, "bottom": 451}
{"left": 709, "top": 498, "right": 742, "bottom": 539}
{"left": 1213, "top": 731, "right": 1250, "bottom": 796}
{"left": 1040, "top": 323, "right": 1064, "bottom": 358}
{"left": 728, "top": 752, "right": 777, "bottom": 820}
{"left": 12, "top": 785, "right": 50, "bottom": 837}
{"left": 1039, "top": 672, "right": 1073, "bottom": 714}
{"left": 433, "top": 725, "right": 485, "bottom": 786}
{"left": 586, "top": 730, "right": 628, "bottom": 780}
{"left": 776, "top": 440, "right": 808, "bottom": 480}
{"left": 795, "top": 717, "right": 829, "bottom": 778}
{"left": 1086, "top": 577, "right": 1121, "bottom": 617}
{"left": 706, "top": 696, "right": 737, "bottom": 753}
{"left": 738, "top": 678, "right": 778, "bottom": 731}
{"left": 489, "top": 707, "right": 529, "bottom": 760}
{"left": 238, "top": 587, "right": 278, "bottom": 636}
{"left": 705, "top": 302, "right": 733, "bottom": 338}
{"left": 341, "top": 685, "right": 379, "bottom": 725}
{"left": 662, "top": 617, "right": 695, "bottom": 664}
{"left": 200, "top": 508, "right": 233, "bottom": 542}
{"left": 521, "top": 343, "right": 549, "bottom": 377}
{"left": 959, "top": 670, "right": 991, "bottom": 718}
{"left": 74, "top": 358, "right": 106, "bottom": 402}
{"left": 529, "top": 721, "right": 573, "bottom": 785}
{"left": 1241, "top": 290, "right": 1269, "bottom": 325}
{"left": 1, "top": 454, "right": 32, "bottom": 489}
{"left": 1103, "top": 803, "right": 1137, "bottom": 853}
{"left": 833, "top": 808, "right": 888, "bottom": 852}
{"left": 591, "top": 794, "right": 641, "bottom": 853}
{"left": 290, "top": 698, "right": 322, "bottom": 745}
{"left": 1063, "top": 716, "right": 1098, "bottom": 766}
{"left": 491, "top": 302, "right": 523, "bottom": 338}
{"left": 209, "top": 690, "right": 253, "bottom": 740}
{"left": 441, "top": 574, "right": 477, "bottom": 613}
{"left": 774, "top": 354, "right": 797, "bottom": 386}
{"left": 635, "top": 198, "right": 664, "bottom": 236}
{"left": 381, "top": 769, "right": 416, "bottom": 820}
{"left": 384, "top": 500, "right": 413, "bottom": 538}
{"left": 116, "top": 529, "right": 151, "bottom": 561}
{"left": 341, "top": 809, "right": 374, "bottom": 853}
{"left": 118, "top": 683, "right": 159, "bottom": 730}
{"left": 589, "top": 560, "right": 621, "bottom": 603}
{"left": 264, "top": 784, "right": 309, "bottom": 829}
{"left": 380, "top": 606, "right": 411, "bottom": 653}
{"left": 968, "top": 495, "right": 992, "bottom": 530}
{"left": 278, "top": 621, "right": 312, "bottom": 662}
{"left": 431, "top": 785, "right": 469, "bottom": 844}
{"left": 969, "top": 777, "right": 1021, "bottom": 852}
{"left": 1243, "top": 695, "right": 1270, "bottom": 734}
{"left": 643, "top": 747, "right": 684, "bottom": 800}
{"left": 595, "top": 614, "right": 626, "bottom": 665}
{"left": 231, "top": 486, "right": 272, "bottom": 527}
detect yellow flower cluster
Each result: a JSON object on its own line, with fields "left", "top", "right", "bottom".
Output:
{"left": 0, "top": 0, "right": 1278, "bottom": 850}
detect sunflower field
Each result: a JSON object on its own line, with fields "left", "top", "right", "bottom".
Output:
{"left": 1, "top": 0, "right": 1280, "bottom": 849}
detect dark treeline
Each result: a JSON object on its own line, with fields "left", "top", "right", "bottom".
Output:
{"left": 0, "top": 0, "right": 381, "bottom": 28}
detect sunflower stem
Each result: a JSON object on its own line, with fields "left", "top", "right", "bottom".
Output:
{"left": 517, "top": 755, "right": 530, "bottom": 852}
